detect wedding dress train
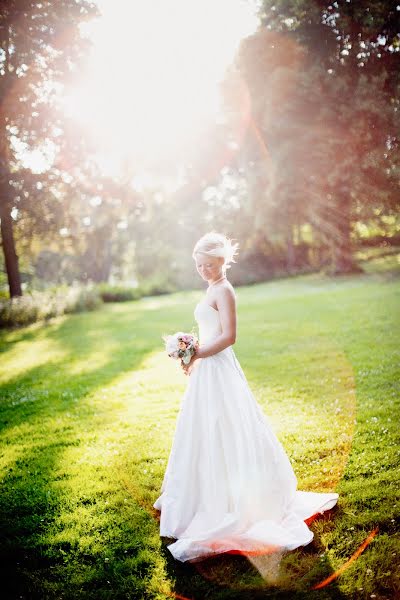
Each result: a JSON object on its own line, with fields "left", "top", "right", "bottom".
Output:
{"left": 153, "top": 299, "right": 338, "bottom": 562}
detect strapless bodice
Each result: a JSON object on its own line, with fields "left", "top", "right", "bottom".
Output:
{"left": 194, "top": 300, "right": 222, "bottom": 344}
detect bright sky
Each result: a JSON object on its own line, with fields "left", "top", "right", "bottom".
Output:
{"left": 15, "top": 0, "right": 258, "bottom": 180}
{"left": 61, "top": 0, "right": 259, "bottom": 180}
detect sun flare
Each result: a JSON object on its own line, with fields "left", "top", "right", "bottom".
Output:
{"left": 62, "top": 0, "right": 258, "bottom": 177}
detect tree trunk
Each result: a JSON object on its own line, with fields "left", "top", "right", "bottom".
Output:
{"left": 286, "top": 223, "right": 295, "bottom": 273}
{"left": 329, "top": 193, "right": 363, "bottom": 275}
{"left": 0, "top": 199, "right": 23, "bottom": 297}
{"left": 0, "top": 107, "right": 23, "bottom": 297}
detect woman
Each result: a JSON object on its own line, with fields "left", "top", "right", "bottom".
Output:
{"left": 153, "top": 231, "right": 338, "bottom": 562}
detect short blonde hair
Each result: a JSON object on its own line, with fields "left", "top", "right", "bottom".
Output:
{"left": 192, "top": 231, "right": 239, "bottom": 270}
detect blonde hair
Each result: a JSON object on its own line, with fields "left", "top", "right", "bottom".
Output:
{"left": 192, "top": 231, "right": 239, "bottom": 270}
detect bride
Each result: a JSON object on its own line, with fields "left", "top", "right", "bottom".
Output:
{"left": 153, "top": 231, "right": 338, "bottom": 562}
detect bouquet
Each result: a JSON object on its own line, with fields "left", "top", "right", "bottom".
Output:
{"left": 163, "top": 331, "right": 199, "bottom": 365}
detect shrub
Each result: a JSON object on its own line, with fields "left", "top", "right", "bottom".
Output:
{"left": 96, "top": 277, "right": 178, "bottom": 303}
{"left": 0, "top": 295, "right": 40, "bottom": 327}
{"left": 0, "top": 286, "right": 102, "bottom": 328}
{"left": 96, "top": 283, "right": 142, "bottom": 303}
{"left": 63, "top": 286, "right": 103, "bottom": 313}
{"left": 138, "top": 274, "right": 178, "bottom": 297}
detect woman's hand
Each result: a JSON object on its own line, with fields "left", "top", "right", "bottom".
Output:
{"left": 181, "top": 344, "right": 200, "bottom": 376}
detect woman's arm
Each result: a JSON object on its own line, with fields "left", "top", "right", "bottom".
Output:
{"left": 195, "top": 287, "right": 236, "bottom": 359}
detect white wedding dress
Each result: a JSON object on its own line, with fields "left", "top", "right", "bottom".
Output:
{"left": 153, "top": 299, "right": 338, "bottom": 562}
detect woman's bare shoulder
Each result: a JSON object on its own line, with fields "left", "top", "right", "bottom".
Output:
{"left": 214, "top": 281, "right": 237, "bottom": 301}
{"left": 225, "top": 279, "right": 236, "bottom": 293}
{"left": 225, "top": 281, "right": 237, "bottom": 296}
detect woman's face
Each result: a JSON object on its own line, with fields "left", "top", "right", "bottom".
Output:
{"left": 195, "top": 254, "right": 224, "bottom": 282}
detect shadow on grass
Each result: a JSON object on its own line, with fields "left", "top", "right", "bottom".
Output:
{"left": 1, "top": 436, "right": 161, "bottom": 599}
{"left": 157, "top": 515, "right": 348, "bottom": 600}
{"left": 0, "top": 301, "right": 196, "bottom": 599}
{"left": 2, "top": 443, "right": 73, "bottom": 598}
{"left": 0, "top": 300, "right": 194, "bottom": 427}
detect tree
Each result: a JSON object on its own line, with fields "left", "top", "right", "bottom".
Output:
{"left": 231, "top": 2, "right": 399, "bottom": 273}
{"left": 0, "top": 0, "right": 98, "bottom": 297}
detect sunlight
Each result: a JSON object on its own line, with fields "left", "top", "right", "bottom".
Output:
{"left": 62, "top": 0, "right": 258, "bottom": 176}
{"left": 12, "top": 136, "right": 56, "bottom": 174}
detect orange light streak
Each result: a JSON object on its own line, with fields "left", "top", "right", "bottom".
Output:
{"left": 312, "top": 527, "right": 379, "bottom": 590}
{"left": 249, "top": 115, "right": 273, "bottom": 166}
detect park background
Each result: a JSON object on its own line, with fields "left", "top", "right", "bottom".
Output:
{"left": 0, "top": 1, "right": 399, "bottom": 599}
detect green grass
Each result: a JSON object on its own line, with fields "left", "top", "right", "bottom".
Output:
{"left": 0, "top": 259, "right": 399, "bottom": 600}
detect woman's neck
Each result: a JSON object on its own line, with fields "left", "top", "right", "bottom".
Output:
{"left": 208, "top": 275, "right": 226, "bottom": 287}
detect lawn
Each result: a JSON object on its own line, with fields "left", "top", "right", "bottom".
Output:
{"left": 0, "top": 257, "right": 399, "bottom": 600}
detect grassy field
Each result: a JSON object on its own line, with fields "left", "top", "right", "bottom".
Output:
{"left": 0, "top": 256, "right": 399, "bottom": 600}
